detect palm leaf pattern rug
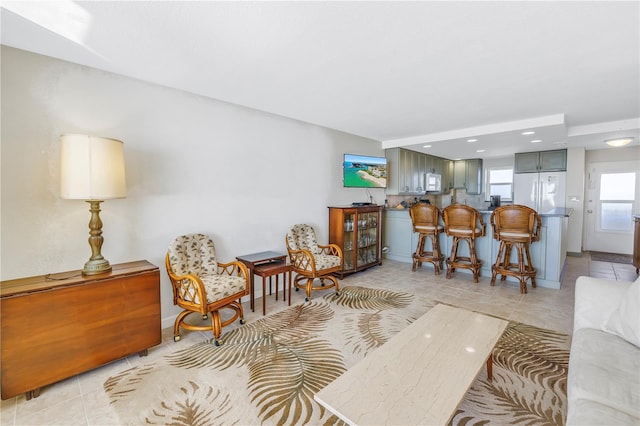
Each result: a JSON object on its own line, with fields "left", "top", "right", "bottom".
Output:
{"left": 104, "top": 286, "right": 569, "bottom": 425}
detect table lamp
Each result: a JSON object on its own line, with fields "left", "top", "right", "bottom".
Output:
{"left": 60, "top": 134, "right": 126, "bottom": 275}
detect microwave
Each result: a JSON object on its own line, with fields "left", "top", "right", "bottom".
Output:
{"left": 425, "top": 173, "right": 442, "bottom": 192}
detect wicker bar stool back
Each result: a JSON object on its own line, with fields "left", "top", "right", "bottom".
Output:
{"left": 409, "top": 203, "right": 444, "bottom": 274}
{"left": 489, "top": 204, "right": 541, "bottom": 294}
{"left": 442, "top": 204, "right": 485, "bottom": 282}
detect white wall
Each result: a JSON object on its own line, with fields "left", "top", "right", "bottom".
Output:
{"left": 566, "top": 147, "right": 585, "bottom": 254}
{"left": 0, "top": 46, "right": 385, "bottom": 326}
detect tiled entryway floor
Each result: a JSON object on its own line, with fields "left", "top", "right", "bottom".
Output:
{"left": 1, "top": 254, "right": 637, "bottom": 425}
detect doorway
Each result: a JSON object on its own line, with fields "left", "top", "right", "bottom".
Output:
{"left": 584, "top": 161, "right": 639, "bottom": 254}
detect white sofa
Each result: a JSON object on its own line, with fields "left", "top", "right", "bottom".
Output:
{"left": 567, "top": 276, "right": 640, "bottom": 425}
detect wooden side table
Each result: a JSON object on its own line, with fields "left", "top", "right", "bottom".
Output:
{"left": 254, "top": 261, "right": 292, "bottom": 315}
{"left": 236, "top": 251, "right": 287, "bottom": 312}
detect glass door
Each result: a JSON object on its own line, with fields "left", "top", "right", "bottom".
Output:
{"left": 357, "top": 211, "right": 378, "bottom": 266}
{"left": 585, "top": 161, "right": 639, "bottom": 254}
{"left": 342, "top": 212, "right": 356, "bottom": 270}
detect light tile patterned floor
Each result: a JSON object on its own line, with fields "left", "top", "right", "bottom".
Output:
{"left": 1, "top": 255, "right": 636, "bottom": 425}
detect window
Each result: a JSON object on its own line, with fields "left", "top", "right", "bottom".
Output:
{"left": 599, "top": 172, "right": 636, "bottom": 232}
{"left": 486, "top": 167, "right": 513, "bottom": 201}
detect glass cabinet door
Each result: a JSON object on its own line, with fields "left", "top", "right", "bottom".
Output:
{"left": 357, "top": 212, "right": 378, "bottom": 266}
{"left": 342, "top": 212, "right": 356, "bottom": 270}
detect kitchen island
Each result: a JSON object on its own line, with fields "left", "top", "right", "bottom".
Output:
{"left": 383, "top": 207, "right": 571, "bottom": 289}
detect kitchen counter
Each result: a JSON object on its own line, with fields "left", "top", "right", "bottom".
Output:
{"left": 383, "top": 208, "right": 569, "bottom": 289}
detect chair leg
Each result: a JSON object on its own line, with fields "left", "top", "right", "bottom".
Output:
{"left": 305, "top": 277, "right": 314, "bottom": 301}
{"left": 210, "top": 311, "right": 223, "bottom": 345}
{"left": 173, "top": 310, "right": 192, "bottom": 342}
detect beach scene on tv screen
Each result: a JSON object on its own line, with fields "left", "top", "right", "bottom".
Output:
{"left": 344, "top": 154, "right": 388, "bottom": 188}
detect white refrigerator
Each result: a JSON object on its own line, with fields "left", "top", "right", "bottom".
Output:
{"left": 513, "top": 171, "right": 566, "bottom": 213}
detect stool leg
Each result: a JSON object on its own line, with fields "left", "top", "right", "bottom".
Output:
{"left": 413, "top": 234, "right": 425, "bottom": 271}
{"left": 501, "top": 243, "right": 512, "bottom": 282}
{"left": 434, "top": 232, "right": 443, "bottom": 273}
{"left": 491, "top": 240, "right": 506, "bottom": 286}
{"left": 446, "top": 237, "right": 459, "bottom": 279}
{"left": 275, "top": 274, "right": 279, "bottom": 301}
{"left": 469, "top": 236, "right": 480, "bottom": 283}
{"left": 525, "top": 243, "right": 536, "bottom": 288}
{"left": 516, "top": 242, "right": 527, "bottom": 294}
{"left": 429, "top": 234, "right": 440, "bottom": 275}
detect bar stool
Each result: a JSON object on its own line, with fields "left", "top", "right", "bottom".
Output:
{"left": 409, "top": 203, "right": 444, "bottom": 274}
{"left": 490, "top": 204, "right": 541, "bottom": 294}
{"left": 442, "top": 204, "right": 485, "bottom": 282}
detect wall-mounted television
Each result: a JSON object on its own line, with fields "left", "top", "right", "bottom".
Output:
{"left": 343, "top": 154, "right": 388, "bottom": 188}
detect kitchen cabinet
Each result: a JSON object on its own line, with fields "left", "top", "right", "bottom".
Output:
{"left": 385, "top": 148, "right": 452, "bottom": 195}
{"left": 385, "top": 148, "right": 425, "bottom": 195}
{"left": 454, "top": 160, "right": 467, "bottom": 188}
{"left": 515, "top": 149, "right": 567, "bottom": 173}
{"left": 442, "top": 159, "right": 454, "bottom": 192}
{"left": 329, "top": 205, "right": 383, "bottom": 277}
{"left": 453, "top": 159, "right": 483, "bottom": 194}
{"left": 1, "top": 260, "right": 161, "bottom": 400}
{"left": 465, "top": 158, "right": 483, "bottom": 195}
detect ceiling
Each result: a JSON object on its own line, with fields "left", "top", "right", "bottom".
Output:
{"left": 2, "top": 1, "right": 639, "bottom": 160}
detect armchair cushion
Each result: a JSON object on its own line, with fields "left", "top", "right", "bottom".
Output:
{"left": 286, "top": 224, "right": 320, "bottom": 254}
{"left": 309, "top": 253, "right": 342, "bottom": 271}
{"left": 202, "top": 275, "right": 248, "bottom": 304}
{"left": 168, "top": 233, "right": 218, "bottom": 276}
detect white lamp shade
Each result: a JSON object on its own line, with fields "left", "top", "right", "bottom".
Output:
{"left": 60, "top": 134, "right": 126, "bottom": 200}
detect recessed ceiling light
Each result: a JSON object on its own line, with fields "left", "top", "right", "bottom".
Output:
{"left": 605, "top": 137, "right": 634, "bottom": 147}
{"left": 531, "top": 139, "right": 542, "bottom": 143}
{"left": 467, "top": 139, "right": 478, "bottom": 143}
{"left": 423, "top": 145, "right": 432, "bottom": 148}
{"left": 521, "top": 131, "right": 535, "bottom": 135}
{"left": 476, "top": 149, "right": 485, "bottom": 153}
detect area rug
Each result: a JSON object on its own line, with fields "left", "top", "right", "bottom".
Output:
{"left": 104, "top": 286, "right": 570, "bottom": 425}
{"left": 590, "top": 251, "right": 633, "bottom": 264}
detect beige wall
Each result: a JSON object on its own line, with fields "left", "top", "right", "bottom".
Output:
{"left": 0, "top": 46, "right": 385, "bottom": 326}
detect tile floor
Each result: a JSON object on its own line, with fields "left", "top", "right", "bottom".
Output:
{"left": 1, "top": 255, "right": 637, "bottom": 425}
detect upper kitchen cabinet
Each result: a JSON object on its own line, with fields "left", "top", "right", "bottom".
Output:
{"left": 465, "top": 158, "right": 483, "bottom": 195}
{"left": 515, "top": 149, "right": 567, "bottom": 173}
{"left": 385, "top": 148, "right": 453, "bottom": 195}
{"left": 386, "top": 148, "right": 425, "bottom": 195}
{"left": 453, "top": 159, "right": 483, "bottom": 194}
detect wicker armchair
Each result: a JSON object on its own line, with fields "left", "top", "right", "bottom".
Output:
{"left": 165, "top": 233, "right": 249, "bottom": 345}
{"left": 285, "top": 224, "right": 343, "bottom": 301}
{"left": 489, "top": 204, "right": 541, "bottom": 293}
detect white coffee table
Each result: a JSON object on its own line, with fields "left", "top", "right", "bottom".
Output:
{"left": 314, "top": 304, "right": 509, "bottom": 426}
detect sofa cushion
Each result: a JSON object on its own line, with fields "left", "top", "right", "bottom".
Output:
{"left": 605, "top": 277, "right": 640, "bottom": 347}
{"left": 568, "top": 398, "right": 640, "bottom": 425}
{"left": 568, "top": 328, "right": 640, "bottom": 422}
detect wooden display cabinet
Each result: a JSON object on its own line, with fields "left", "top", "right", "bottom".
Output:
{"left": 1, "top": 260, "right": 161, "bottom": 400}
{"left": 329, "top": 205, "right": 383, "bottom": 277}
